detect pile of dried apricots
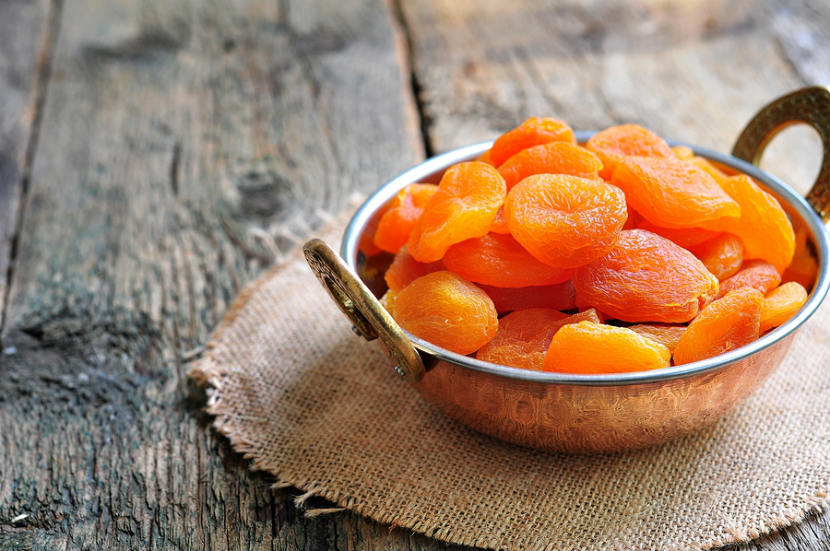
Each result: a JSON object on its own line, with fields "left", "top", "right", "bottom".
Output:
{"left": 368, "top": 118, "right": 816, "bottom": 374}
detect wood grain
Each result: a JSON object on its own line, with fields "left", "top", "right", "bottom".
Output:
{"left": 0, "top": 0, "right": 428, "bottom": 549}
{"left": 0, "top": 0, "right": 50, "bottom": 328}
{"left": 1, "top": 0, "right": 828, "bottom": 550}
{"left": 401, "top": 0, "right": 829, "bottom": 194}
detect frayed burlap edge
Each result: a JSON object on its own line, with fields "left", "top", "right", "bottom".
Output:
{"left": 189, "top": 205, "right": 829, "bottom": 551}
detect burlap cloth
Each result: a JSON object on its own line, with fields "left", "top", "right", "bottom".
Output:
{"left": 189, "top": 213, "right": 830, "bottom": 551}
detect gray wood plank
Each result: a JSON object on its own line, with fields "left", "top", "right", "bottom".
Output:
{"left": 402, "top": 0, "right": 829, "bottom": 194}
{"left": 0, "top": 0, "right": 50, "bottom": 330}
{"left": 0, "top": 0, "right": 428, "bottom": 549}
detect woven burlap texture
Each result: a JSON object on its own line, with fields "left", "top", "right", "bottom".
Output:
{"left": 190, "top": 221, "right": 830, "bottom": 551}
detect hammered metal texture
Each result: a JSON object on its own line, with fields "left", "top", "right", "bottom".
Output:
{"left": 732, "top": 86, "right": 830, "bottom": 221}
{"left": 303, "top": 239, "right": 425, "bottom": 382}
{"left": 411, "top": 336, "right": 793, "bottom": 453}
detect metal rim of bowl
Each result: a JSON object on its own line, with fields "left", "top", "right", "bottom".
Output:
{"left": 341, "top": 131, "right": 830, "bottom": 387}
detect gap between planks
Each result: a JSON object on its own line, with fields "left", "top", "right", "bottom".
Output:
{"left": 0, "top": 0, "right": 64, "bottom": 341}
{"left": 389, "top": 0, "right": 434, "bottom": 158}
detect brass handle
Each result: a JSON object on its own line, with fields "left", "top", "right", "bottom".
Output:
{"left": 303, "top": 239, "right": 425, "bottom": 381}
{"left": 732, "top": 86, "right": 830, "bottom": 222}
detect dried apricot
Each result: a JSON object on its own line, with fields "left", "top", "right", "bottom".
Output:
{"left": 476, "top": 308, "right": 600, "bottom": 370}
{"left": 476, "top": 148, "right": 494, "bottom": 165}
{"left": 490, "top": 117, "right": 576, "bottom": 166}
{"left": 612, "top": 156, "right": 740, "bottom": 228}
{"left": 407, "top": 162, "right": 506, "bottom": 263}
{"left": 505, "top": 174, "right": 627, "bottom": 268}
{"left": 489, "top": 207, "right": 510, "bottom": 234}
{"left": 673, "top": 288, "right": 763, "bottom": 365}
{"left": 628, "top": 324, "right": 686, "bottom": 354}
{"left": 393, "top": 271, "right": 498, "bottom": 355}
{"left": 717, "top": 259, "right": 781, "bottom": 298}
{"left": 622, "top": 204, "right": 642, "bottom": 230}
{"left": 380, "top": 289, "right": 398, "bottom": 315}
{"left": 444, "top": 233, "right": 571, "bottom": 288}
{"left": 760, "top": 282, "right": 808, "bottom": 333}
{"left": 672, "top": 145, "right": 694, "bottom": 160}
{"left": 376, "top": 118, "right": 804, "bottom": 370}
{"left": 373, "top": 184, "right": 438, "bottom": 253}
{"left": 358, "top": 230, "right": 383, "bottom": 257}
{"left": 701, "top": 175, "right": 795, "bottom": 273}
{"left": 497, "top": 142, "right": 602, "bottom": 189}
{"left": 384, "top": 246, "right": 444, "bottom": 293}
{"left": 479, "top": 281, "right": 576, "bottom": 313}
{"left": 688, "top": 233, "right": 744, "bottom": 280}
{"left": 687, "top": 156, "right": 729, "bottom": 186}
{"left": 636, "top": 219, "right": 720, "bottom": 248}
{"left": 572, "top": 294, "right": 615, "bottom": 321}
{"left": 360, "top": 198, "right": 395, "bottom": 257}
{"left": 544, "top": 321, "right": 670, "bottom": 374}
{"left": 573, "top": 230, "right": 719, "bottom": 323}
{"left": 586, "top": 124, "right": 673, "bottom": 180}
{"left": 560, "top": 308, "right": 602, "bottom": 325}
{"left": 782, "top": 225, "right": 817, "bottom": 289}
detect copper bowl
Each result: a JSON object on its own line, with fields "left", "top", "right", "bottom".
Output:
{"left": 304, "top": 86, "right": 830, "bottom": 453}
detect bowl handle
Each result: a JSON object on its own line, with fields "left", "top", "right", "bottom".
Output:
{"left": 732, "top": 86, "right": 830, "bottom": 222}
{"left": 303, "top": 239, "right": 426, "bottom": 381}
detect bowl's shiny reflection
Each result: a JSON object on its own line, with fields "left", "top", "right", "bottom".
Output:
{"left": 411, "top": 337, "right": 792, "bottom": 453}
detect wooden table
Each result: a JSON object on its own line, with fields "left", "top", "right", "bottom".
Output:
{"left": 1, "top": 1, "right": 828, "bottom": 549}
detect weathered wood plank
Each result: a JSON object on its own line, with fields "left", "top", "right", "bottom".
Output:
{"left": 401, "top": 0, "right": 829, "bottom": 193}
{"left": 399, "top": 1, "right": 830, "bottom": 550}
{"left": 0, "top": 0, "right": 429, "bottom": 549}
{"left": 0, "top": 0, "right": 50, "bottom": 330}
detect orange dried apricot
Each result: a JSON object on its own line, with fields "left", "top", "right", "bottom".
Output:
{"left": 384, "top": 246, "right": 444, "bottom": 293}
{"left": 717, "top": 259, "right": 781, "bottom": 298}
{"left": 687, "top": 156, "right": 729, "bottom": 185}
{"left": 636, "top": 219, "right": 720, "bottom": 248}
{"left": 573, "top": 230, "right": 719, "bottom": 323}
{"left": 627, "top": 324, "right": 686, "bottom": 354}
{"left": 572, "top": 294, "right": 614, "bottom": 321}
{"left": 673, "top": 288, "right": 763, "bottom": 365}
{"left": 505, "top": 174, "right": 627, "bottom": 268}
{"left": 586, "top": 124, "right": 673, "bottom": 180}
{"left": 393, "top": 271, "right": 498, "bottom": 355}
{"left": 476, "top": 308, "right": 600, "bottom": 370}
{"left": 380, "top": 289, "right": 398, "bottom": 315}
{"left": 376, "top": 117, "right": 805, "bottom": 370}
{"left": 559, "top": 308, "right": 602, "bottom": 325}
{"left": 358, "top": 230, "right": 383, "bottom": 257}
{"left": 489, "top": 207, "right": 510, "bottom": 234}
{"left": 622, "top": 204, "right": 642, "bottom": 230}
{"left": 476, "top": 148, "right": 494, "bottom": 165}
{"left": 497, "top": 142, "right": 602, "bottom": 189}
{"left": 489, "top": 117, "right": 576, "bottom": 166}
{"left": 701, "top": 175, "right": 795, "bottom": 273}
{"left": 672, "top": 145, "right": 694, "bottom": 160}
{"left": 760, "top": 281, "right": 808, "bottom": 333}
{"left": 544, "top": 321, "right": 670, "bottom": 374}
{"left": 373, "top": 183, "right": 438, "bottom": 253}
{"left": 360, "top": 198, "right": 395, "bottom": 257}
{"left": 479, "top": 281, "right": 576, "bottom": 313}
{"left": 612, "top": 156, "right": 741, "bottom": 228}
{"left": 782, "top": 225, "right": 817, "bottom": 289}
{"left": 407, "top": 162, "right": 506, "bottom": 263}
{"left": 688, "top": 233, "right": 744, "bottom": 280}
{"left": 443, "top": 233, "right": 571, "bottom": 288}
